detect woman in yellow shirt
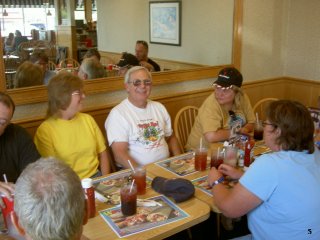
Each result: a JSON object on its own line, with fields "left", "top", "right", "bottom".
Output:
{"left": 34, "top": 72, "right": 110, "bottom": 178}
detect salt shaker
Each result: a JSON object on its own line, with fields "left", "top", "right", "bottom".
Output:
{"left": 81, "top": 178, "right": 96, "bottom": 218}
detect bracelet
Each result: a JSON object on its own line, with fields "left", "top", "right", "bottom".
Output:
{"left": 209, "top": 176, "right": 225, "bottom": 188}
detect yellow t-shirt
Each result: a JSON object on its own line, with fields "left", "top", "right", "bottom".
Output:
{"left": 34, "top": 113, "right": 106, "bottom": 179}
{"left": 186, "top": 92, "right": 255, "bottom": 150}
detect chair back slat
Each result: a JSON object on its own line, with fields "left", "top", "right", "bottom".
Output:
{"left": 252, "top": 98, "right": 278, "bottom": 121}
{"left": 174, "top": 106, "right": 199, "bottom": 152}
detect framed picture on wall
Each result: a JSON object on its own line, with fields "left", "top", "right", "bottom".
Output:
{"left": 149, "top": 1, "right": 181, "bottom": 46}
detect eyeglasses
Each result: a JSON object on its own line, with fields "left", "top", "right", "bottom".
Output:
{"left": 0, "top": 118, "right": 9, "bottom": 127}
{"left": 262, "top": 121, "right": 277, "bottom": 128}
{"left": 128, "top": 79, "right": 152, "bottom": 87}
{"left": 71, "top": 90, "right": 85, "bottom": 96}
{"left": 213, "top": 84, "right": 234, "bottom": 93}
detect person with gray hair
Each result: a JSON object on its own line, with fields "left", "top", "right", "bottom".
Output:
{"left": 105, "top": 66, "right": 181, "bottom": 169}
{"left": 78, "top": 58, "right": 106, "bottom": 80}
{"left": 11, "top": 157, "right": 88, "bottom": 240}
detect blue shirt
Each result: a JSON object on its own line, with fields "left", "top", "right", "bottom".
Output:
{"left": 240, "top": 149, "right": 320, "bottom": 240}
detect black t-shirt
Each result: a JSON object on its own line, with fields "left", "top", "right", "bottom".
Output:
{"left": 0, "top": 124, "right": 40, "bottom": 182}
{"left": 147, "top": 58, "right": 161, "bottom": 72}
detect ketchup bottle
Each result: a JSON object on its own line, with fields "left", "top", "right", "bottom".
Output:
{"left": 244, "top": 138, "right": 255, "bottom": 167}
{"left": 81, "top": 178, "right": 96, "bottom": 218}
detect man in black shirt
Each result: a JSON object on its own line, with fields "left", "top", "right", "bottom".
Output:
{"left": 135, "top": 40, "right": 161, "bottom": 72}
{"left": 0, "top": 92, "right": 40, "bottom": 197}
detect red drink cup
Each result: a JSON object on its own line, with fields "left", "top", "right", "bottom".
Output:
{"left": 120, "top": 184, "right": 137, "bottom": 216}
{"left": 194, "top": 148, "right": 208, "bottom": 171}
{"left": 1, "top": 195, "right": 14, "bottom": 228}
{"left": 211, "top": 148, "right": 224, "bottom": 168}
{"left": 254, "top": 120, "right": 264, "bottom": 141}
{"left": 132, "top": 167, "right": 146, "bottom": 195}
{"left": 254, "top": 129, "right": 263, "bottom": 141}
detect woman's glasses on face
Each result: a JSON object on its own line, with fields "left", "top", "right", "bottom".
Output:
{"left": 128, "top": 79, "right": 152, "bottom": 87}
{"left": 262, "top": 121, "right": 277, "bottom": 128}
{"left": 213, "top": 84, "right": 234, "bottom": 93}
{"left": 71, "top": 90, "right": 85, "bottom": 96}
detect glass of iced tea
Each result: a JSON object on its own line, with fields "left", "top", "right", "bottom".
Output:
{"left": 254, "top": 120, "right": 264, "bottom": 141}
{"left": 224, "top": 146, "right": 238, "bottom": 167}
{"left": 194, "top": 147, "right": 208, "bottom": 171}
{"left": 132, "top": 167, "right": 146, "bottom": 195}
{"left": 120, "top": 183, "right": 137, "bottom": 216}
{"left": 210, "top": 148, "right": 224, "bottom": 168}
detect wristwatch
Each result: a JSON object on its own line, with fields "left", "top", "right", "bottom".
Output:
{"left": 209, "top": 176, "right": 225, "bottom": 188}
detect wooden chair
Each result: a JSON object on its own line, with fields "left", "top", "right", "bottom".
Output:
{"left": 253, "top": 98, "right": 278, "bottom": 120}
{"left": 59, "top": 58, "right": 80, "bottom": 69}
{"left": 47, "top": 60, "right": 56, "bottom": 71}
{"left": 174, "top": 106, "right": 199, "bottom": 152}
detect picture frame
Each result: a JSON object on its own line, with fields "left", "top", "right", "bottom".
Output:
{"left": 149, "top": 1, "right": 181, "bottom": 46}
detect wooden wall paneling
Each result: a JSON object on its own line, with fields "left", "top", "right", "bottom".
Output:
{"left": 285, "top": 78, "right": 320, "bottom": 107}
{"left": 13, "top": 77, "right": 320, "bottom": 140}
{"left": 15, "top": 89, "right": 213, "bottom": 138}
{"left": 242, "top": 78, "right": 286, "bottom": 106}
{"left": 156, "top": 90, "right": 212, "bottom": 122}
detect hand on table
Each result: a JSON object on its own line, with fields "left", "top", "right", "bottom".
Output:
{"left": 207, "top": 167, "right": 223, "bottom": 187}
{"left": 218, "top": 164, "right": 244, "bottom": 180}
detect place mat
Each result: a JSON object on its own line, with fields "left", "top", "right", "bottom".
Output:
{"left": 155, "top": 152, "right": 209, "bottom": 176}
{"left": 192, "top": 176, "right": 238, "bottom": 196}
{"left": 191, "top": 176, "right": 213, "bottom": 196}
{"left": 99, "top": 195, "right": 189, "bottom": 238}
{"left": 93, "top": 171, "right": 152, "bottom": 204}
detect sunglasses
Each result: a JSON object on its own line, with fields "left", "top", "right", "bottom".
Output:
{"left": 128, "top": 79, "right": 152, "bottom": 87}
{"left": 213, "top": 84, "right": 234, "bottom": 93}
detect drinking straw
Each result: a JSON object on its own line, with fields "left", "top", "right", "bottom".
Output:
{"left": 129, "top": 179, "right": 135, "bottom": 193}
{"left": 127, "top": 160, "right": 135, "bottom": 173}
{"left": 256, "top": 112, "right": 259, "bottom": 124}
{"left": 217, "top": 147, "right": 220, "bottom": 160}
{"left": 200, "top": 137, "right": 203, "bottom": 149}
{"left": 3, "top": 174, "right": 7, "bottom": 184}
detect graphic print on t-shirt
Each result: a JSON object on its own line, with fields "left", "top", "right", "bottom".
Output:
{"left": 136, "top": 120, "right": 164, "bottom": 149}
{"left": 228, "top": 111, "right": 245, "bottom": 133}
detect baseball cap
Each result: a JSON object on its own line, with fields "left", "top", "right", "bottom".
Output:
{"left": 116, "top": 52, "right": 140, "bottom": 68}
{"left": 151, "top": 177, "right": 195, "bottom": 203}
{"left": 214, "top": 67, "right": 243, "bottom": 88}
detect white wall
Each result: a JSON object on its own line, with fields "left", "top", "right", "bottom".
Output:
{"left": 96, "top": 0, "right": 233, "bottom": 66}
{"left": 241, "top": 0, "right": 288, "bottom": 81}
{"left": 242, "top": 0, "right": 320, "bottom": 82}
{"left": 284, "top": 0, "right": 320, "bottom": 80}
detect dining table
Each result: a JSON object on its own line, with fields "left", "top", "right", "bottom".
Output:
{"left": 145, "top": 140, "right": 271, "bottom": 239}
{"left": 82, "top": 171, "right": 211, "bottom": 240}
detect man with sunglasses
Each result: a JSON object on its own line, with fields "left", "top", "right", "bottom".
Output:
{"left": 135, "top": 40, "right": 161, "bottom": 72}
{"left": 105, "top": 66, "right": 181, "bottom": 169}
{"left": 186, "top": 67, "right": 255, "bottom": 150}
